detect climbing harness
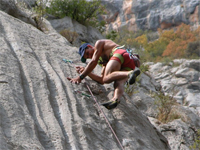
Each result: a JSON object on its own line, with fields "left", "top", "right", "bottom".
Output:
{"left": 63, "top": 59, "right": 125, "bottom": 150}
{"left": 112, "top": 46, "right": 140, "bottom": 68}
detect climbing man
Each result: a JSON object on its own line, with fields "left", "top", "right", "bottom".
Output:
{"left": 67, "top": 39, "right": 140, "bottom": 109}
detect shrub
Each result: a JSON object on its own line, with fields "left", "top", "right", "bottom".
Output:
{"left": 186, "top": 41, "right": 200, "bottom": 57}
{"left": 162, "top": 23, "right": 196, "bottom": 58}
{"left": 106, "top": 30, "right": 118, "bottom": 41}
{"left": 33, "top": 0, "right": 48, "bottom": 31}
{"left": 112, "top": 23, "right": 199, "bottom": 63}
{"left": 47, "top": 0, "right": 106, "bottom": 29}
{"left": 114, "top": 28, "right": 149, "bottom": 47}
{"left": 153, "top": 92, "right": 180, "bottom": 123}
{"left": 143, "top": 29, "right": 174, "bottom": 59}
{"left": 139, "top": 63, "right": 149, "bottom": 73}
{"left": 190, "top": 129, "right": 200, "bottom": 150}
{"left": 60, "top": 29, "right": 78, "bottom": 44}
{"left": 135, "top": 34, "right": 148, "bottom": 47}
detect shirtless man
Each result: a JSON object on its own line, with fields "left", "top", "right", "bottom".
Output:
{"left": 67, "top": 39, "right": 140, "bottom": 109}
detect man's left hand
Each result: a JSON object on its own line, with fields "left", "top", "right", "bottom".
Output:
{"left": 67, "top": 76, "right": 81, "bottom": 84}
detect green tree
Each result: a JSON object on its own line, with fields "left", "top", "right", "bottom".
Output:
{"left": 106, "top": 30, "right": 118, "bottom": 41}
{"left": 47, "top": 0, "right": 106, "bottom": 28}
{"left": 186, "top": 41, "right": 200, "bottom": 57}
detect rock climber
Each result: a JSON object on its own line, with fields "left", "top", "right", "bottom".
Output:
{"left": 67, "top": 39, "right": 140, "bottom": 109}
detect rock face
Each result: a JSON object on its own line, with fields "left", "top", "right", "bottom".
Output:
{"left": 0, "top": 0, "right": 36, "bottom": 27}
{"left": 0, "top": 10, "right": 171, "bottom": 150}
{"left": 48, "top": 16, "right": 104, "bottom": 45}
{"left": 1, "top": 1, "right": 200, "bottom": 149}
{"left": 131, "top": 59, "right": 200, "bottom": 149}
{"left": 0, "top": 0, "right": 103, "bottom": 46}
{"left": 148, "top": 59, "right": 200, "bottom": 109}
{"left": 101, "top": 0, "right": 200, "bottom": 31}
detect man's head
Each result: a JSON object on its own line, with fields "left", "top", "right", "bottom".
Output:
{"left": 79, "top": 43, "right": 94, "bottom": 63}
{"left": 79, "top": 43, "right": 89, "bottom": 63}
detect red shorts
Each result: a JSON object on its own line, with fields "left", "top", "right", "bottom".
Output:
{"left": 110, "top": 49, "right": 136, "bottom": 71}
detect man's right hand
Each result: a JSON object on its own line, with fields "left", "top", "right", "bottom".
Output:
{"left": 67, "top": 76, "right": 82, "bottom": 84}
{"left": 76, "top": 66, "right": 85, "bottom": 74}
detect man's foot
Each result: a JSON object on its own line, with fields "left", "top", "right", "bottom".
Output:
{"left": 101, "top": 99, "right": 120, "bottom": 110}
{"left": 128, "top": 68, "right": 141, "bottom": 85}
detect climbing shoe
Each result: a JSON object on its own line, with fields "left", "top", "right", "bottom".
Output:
{"left": 101, "top": 99, "right": 120, "bottom": 110}
{"left": 128, "top": 68, "right": 141, "bottom": 85}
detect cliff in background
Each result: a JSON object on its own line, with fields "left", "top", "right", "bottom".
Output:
{"left": 101, "top": 0, "right": 200, "bottom": 31}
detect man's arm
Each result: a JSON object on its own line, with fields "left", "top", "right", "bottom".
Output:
{"left": 87, "top": 66, "right": 105, "bottom": 84}
{"left": 76, "top": 66, "right": 104, "bottom": 84}
{"left": 80, "top": 40, "right": 104, "bottom": 79}
{"left": 87, "top": 72, "right": 104, "bottom": 84}
{"left": 67, "top": 40, "right": 104, "bottom": 84}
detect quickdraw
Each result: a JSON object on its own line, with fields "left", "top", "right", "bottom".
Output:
{"left": 63, "top": 59, "right": 73, "bottom": 63}
{"left": 74, "top": 89, "right": 91, "bottom": 98}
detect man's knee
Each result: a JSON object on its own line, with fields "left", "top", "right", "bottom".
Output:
{"left": 102, "top": 77, "right": 108, "bottom": 84}
{"left": 102, "top": 76, "right": 110, "bottom": 84}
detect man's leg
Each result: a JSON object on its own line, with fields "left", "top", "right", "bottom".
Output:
{"left": 101, "top": 74, "right": 127, "bottom": 110}
{"left": 101, "top": 59, "right": 140, "bottom": 109}
{"left": 103, "top": 60, "right": 129, "bottom": 83}
{"left": 113, "top": 78, "right": 127, "bottom": 101}
{"left": 101, "top": 60, "right": 129, "bottom": 109}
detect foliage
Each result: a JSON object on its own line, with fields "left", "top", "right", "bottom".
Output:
{"left": 113, "top": 23, "right": 200, "bottom": 63}
{"left": 106, "top": 30, "right": 118, "bottom": 41}
{"left": 124, "top": 84, "right": 139, "bottom": 96}
{"left": 139, "top": 63, "right": 149, "bottom": 73}
{"left": 190, "top": 129, "right": 200, "bottom": 150}
{"left": 47, "top": 0, "right": 106, "bottom": 29}
{"left": 16, "top": 0, "right": 29, "bottom": 10}
{"left": 134, "top": 34, "right": 148, "bottom": 47}
{"left": 146, "top": 31, "right": 159, "bottom": 42}
{"left": 33, "top": 0, "right": 48, "bottom": 31}
{"left": 114, "top": 27, "right": 149, "bottom": 48}
{"left": 60, "top": 29, "right": 78, "bottom": 44}
{"left": 186, "top": 41, "right": 200, "bottom": 57}
{"left": 162, "top": 23, "right": 196, "bottom": 58}
{"left": 143, "top": 29, "right": 174, "bottom": 59}
{"left": 96, "top": 20, "right": 106, "bottom": 33}
{"left": 153, "top": 92, "right": 180, "bottom": 123}
{"left": 159, "top": 57, "right": 173, "bottom": 65}
{"left": 34, "top": 0, "right": 47, "bottom": 18}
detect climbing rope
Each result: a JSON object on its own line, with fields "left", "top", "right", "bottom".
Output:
{"left": 63, "top": 58, "right": 125, "bottom": 150}
{"left": 85, "top": 81, "right": 125, "bottom": 150}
